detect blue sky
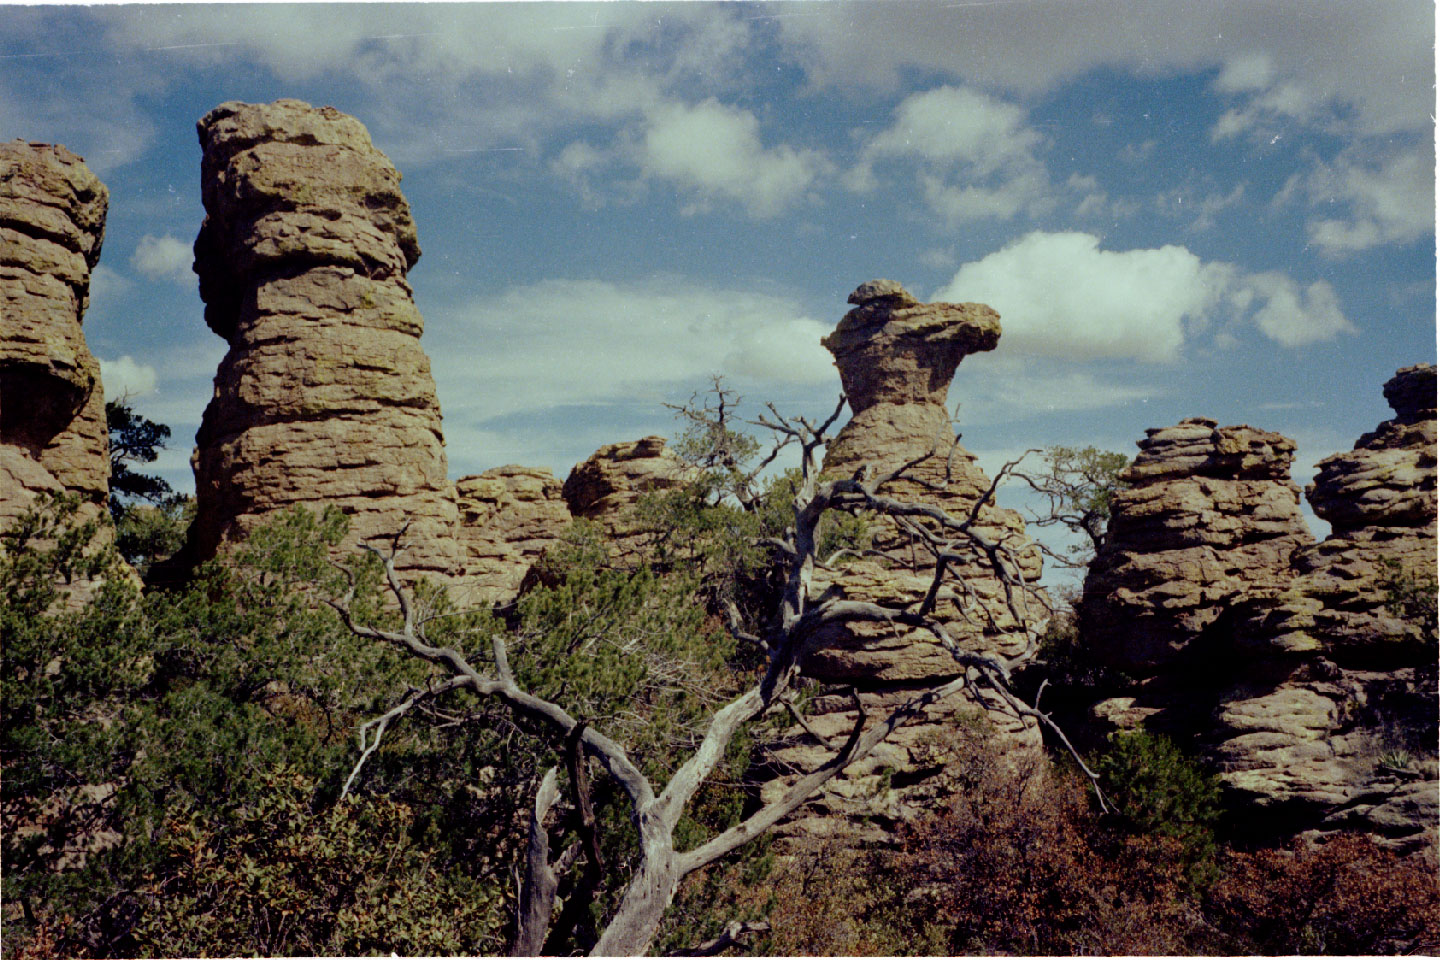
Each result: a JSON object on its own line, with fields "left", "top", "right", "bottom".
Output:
{"left": 4, "top": 1, "right": 1435, "bottom": 579}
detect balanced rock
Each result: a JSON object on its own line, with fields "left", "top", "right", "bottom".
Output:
{"left": 187, "top": 100, "right": 461, "bottom": 583}
{"left": 0, "top": 142, "right": 113, "bottom": 536}
{"left": 764, "top": 281, "right": 1047, "bottom": 841}
{"left": 1080, "top": 417, "right": 1313, "bottom": 671}
{"left": 452, "top": 466, "right": 573, "bottom": 605}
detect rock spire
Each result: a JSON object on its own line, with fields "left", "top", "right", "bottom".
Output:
{"left": 764, "top": 281, "right": 1047, "bottom": 841}
{"left": 1, "top": 141, "right": 113, "bottom": 532}
{"left": 187, "top": 99, "right": 461, "bottom": 582}
{"left": 1083, "top": 370, "right": 1437, "bottom": 854}
{"left": 1080, "top": 418, "right": 1313, "bottom": 671}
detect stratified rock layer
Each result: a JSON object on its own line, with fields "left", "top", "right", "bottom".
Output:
{"left": 765, "top": 281, "right": 1048, "bottom": 841}
{"left": 453, "top": 466, "right": 573, "bottom": 605}
{"left": 0, "top": 141, "right": 112, "bottom": 531}
{"left": 1220, "top": 365, "right": 1438, "bottom": 854}
{"left": 188, "top": 100, "right": 461, "bottom": 582}
{"left": 1080, "top": 418, "right": 1313, "bottom": 671}
{"left": 1085, "top": 371, "right": 1437, "bottom": 856}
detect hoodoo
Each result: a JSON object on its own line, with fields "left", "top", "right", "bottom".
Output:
{"left": 764, "top": 281, "right": 1049, "bottom": 840}
{"left": 1080, "top": 418, "right": 1313, "bottom": 673}
{"left": 187, "top": 100, "right": 462, "bottom": 583}
{"left": 0, "top": 142, "right": 113, "bottom": 542}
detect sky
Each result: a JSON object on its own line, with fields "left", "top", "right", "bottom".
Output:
{"left": 3, "top": 1, "right": 1435, "bottom": 584}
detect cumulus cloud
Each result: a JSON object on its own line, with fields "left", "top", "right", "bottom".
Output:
{"left": 1247, "top": 273, "right": 1353, "bottom": 346}
{"left": 427, "top": 277, "right": 836, "bottom": 425}
{"left": 99, "top": 355, "right": 158, "bottom": 399}
{"left": 130, "top": 234, "right": 192, "bottom": 282}
{"left": 934, "top": 231, "right": 1353, "bottom": 361}
{"left": 850, "top": 85, "right": 1051, "bottom": 223}
{"left": 640, "top": 99, "right": 823, "bottom": 217}
{"left": 1301, "top": 148, "right": 1435, "bottom": 255}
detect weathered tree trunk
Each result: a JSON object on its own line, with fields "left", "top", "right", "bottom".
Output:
{"left": 590, "top": 812, "right": 680, "bottom": 956}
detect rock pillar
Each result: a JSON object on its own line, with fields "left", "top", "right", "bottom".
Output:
{"left": 188, "top": 100, "right": 461, "bottom": 582}
{"left": 764, "top": 280, "right": 1048, "bottom": 842}
{"left": 0, "top": 141, "right": 112, "bottom": 533}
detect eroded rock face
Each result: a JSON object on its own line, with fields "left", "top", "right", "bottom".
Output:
{"left": 188, "top": 100, "right": 461, "bottom": 582}
{"left": 453, "top": 466, "right": 573, "bottom": 605}
{"left": 1219, "top": 365, "right": 1438, "bottom": 853}
{"left": 0, "top": 141, "right": 112, "bottom": 530}
{"left": 1080, "top": 418, "right": 1313, "bottom": 671}
{"left": 1084, "top": 372, "right": 1437, "bottom": 856}
{"left": 765, "top": 281, "right": 1047, "bottom": 841}
{"left": 562, "top": 436, "right": 690, "bottom": 561}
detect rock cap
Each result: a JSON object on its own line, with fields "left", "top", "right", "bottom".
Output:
{"left": 1384, "top": 362, "right": 1436, "bottom": 424}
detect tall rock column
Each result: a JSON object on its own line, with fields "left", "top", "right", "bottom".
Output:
{"left": 188, "top": 100, "right": 461, "bottom": 582}
{"left": 762, "top": 280, "right": 1049, "bottom": 842}
{"left": 0, "top": 142, "right": 112, "bottom": 531}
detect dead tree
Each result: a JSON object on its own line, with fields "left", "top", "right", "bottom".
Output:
{"left": 330, "top": 394, "right": 1104, "bottom": 957}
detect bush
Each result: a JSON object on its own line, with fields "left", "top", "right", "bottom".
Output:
{"left": 1092, "top": 730, "right": 1222, "bottom": 886}
{"left": 1207, "top": 834, "right": 1440, "bottom": 954}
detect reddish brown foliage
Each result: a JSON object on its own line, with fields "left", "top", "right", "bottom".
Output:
{"left": 1208, "top": 834, "right": 1440, "bottom": 955}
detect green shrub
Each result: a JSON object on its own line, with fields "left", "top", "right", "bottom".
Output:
{"left": 1092, "top": 731, "right": 1221, "bottom": 886}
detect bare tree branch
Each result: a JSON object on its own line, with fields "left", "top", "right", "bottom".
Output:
{"left": 667, "top": 919, "right": 772, "bottom": 957}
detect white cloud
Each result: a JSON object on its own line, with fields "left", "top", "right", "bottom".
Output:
{"left": 1302, "top": 148, "right": 1435, "bottom": 254}
{"left": 1247, "top": 274, "right": 1353, "bottom": 346}
{"left": 779, "top": 1, "right": 1432, "bottom": 138}
{"left": 1214, "top": 51, "right": 1276, "bottom": 93}
{"left": 99, "top": 355, "right": 158, "bottom": 400}
{"left": 863, "top": 86, "right": 1041, "bottom": 174}
{"left": 934, "top": 231, "right": 1354, "bottom": 361}
{"left": 130, "top": 234, "right": 192, "bottom": 282}
{"left": 935, "top": 232, "right": 1223, "bottom": 362}
{"left": 851, "top": 85, "right": 1051, "bottom": 223}
{"left": 640, "top": 99, "right": 823, "bottom": 217}
{"left": 427, "top": 277, "right": 836, "bottom": 425}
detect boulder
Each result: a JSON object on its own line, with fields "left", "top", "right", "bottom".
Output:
{"left": 452, "top": 466, "right": 573, "bottom": 606}
{"left": 562, "top": 436, "right": 691, "bottom": 562}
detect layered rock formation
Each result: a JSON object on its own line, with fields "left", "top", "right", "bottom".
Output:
{"left": 764, "top": 280, "right": 1049, "bottom": 841}
{"left": 1083, "top": 371, "right": 1437, "bottom": 855}
{"left": 452, "top": 466, "right": 573, "bottom": 605}
{"left": 1219, "top": 365, "right": 1438, "bottom": 853}
{"left": 562, "top": 436, "right": 691, "bottom": 562}
{"left": 1080, "top": 418, "right": 1313, "bottom": 672}
{"left": 0, "top": 142, "right": 112, "bottom": 533}
{"left": 187, "top": 100, "right": 461, "bottom": 583}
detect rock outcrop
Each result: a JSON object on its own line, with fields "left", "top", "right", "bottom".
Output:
{"left": 764, "top": 280, "right": 1049, "bottom": 841}
{"left": 562, "top": 436, "right": 691, "bottom": 562}
{"left": 1083, "top": 372, "right": 1437, "bottom": 856}
{"left": 187, "top": 100, "right": 462, "bottom": 583}
{"left": 1080, "top": 418, "right": 1313, "bottom": 672}
{"left": 1219, "top": 365, "right": 1438, "bottom": 853}
{"left": 452, "top": 466, "right": 573, "bottom": 605}
{"left": 0, "top": 141, "right": 113, "bottom": 535}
